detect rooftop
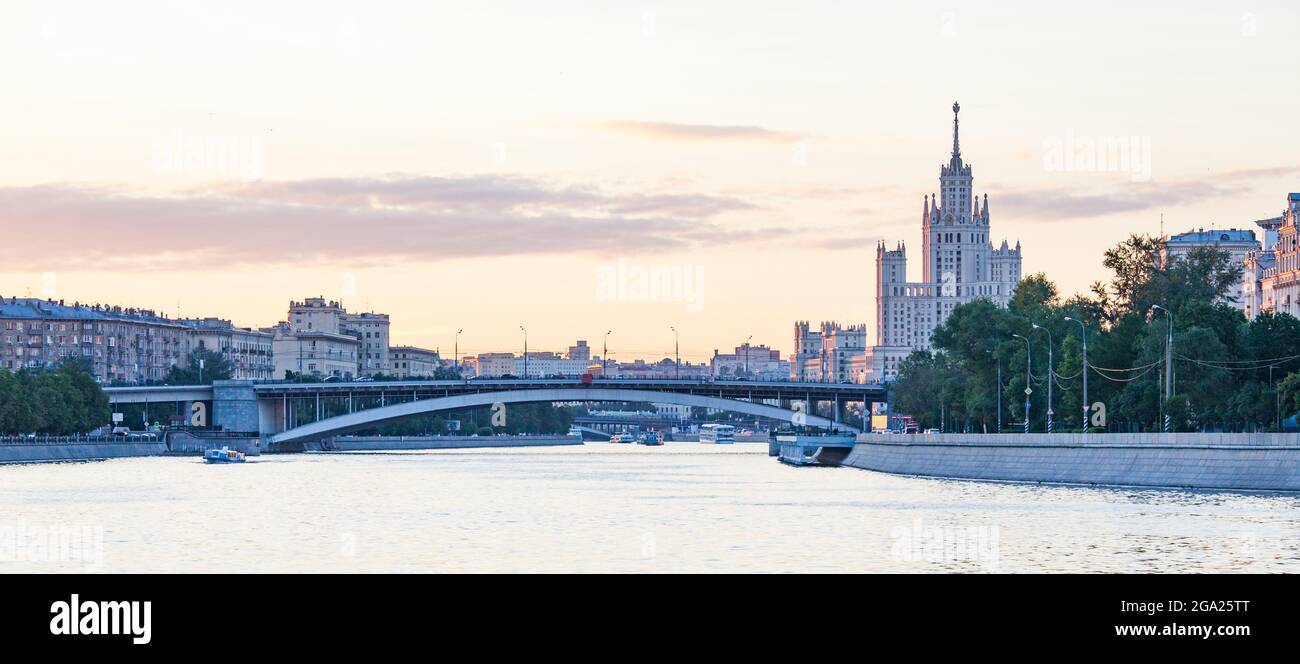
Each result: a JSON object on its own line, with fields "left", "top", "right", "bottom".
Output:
{"left": 1166, "top": 228, "right": 1258, "bottom": 244}
{"left": 0, "top": 297, "right": 186, "bottom": 327}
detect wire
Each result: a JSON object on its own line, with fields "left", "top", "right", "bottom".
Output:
{"left": 1090, "top": 363, "right": 1158, "bottom": 382}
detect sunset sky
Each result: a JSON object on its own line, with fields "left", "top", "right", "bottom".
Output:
{"left": 2, "top": 1, "right": 1297, "bottom": 364}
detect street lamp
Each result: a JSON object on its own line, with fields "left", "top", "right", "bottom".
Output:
{"left": 744, "top": 334, "right": 753, "bottom": 378}
{"left": 1031, "top": 323, "right": 1054, "bottom": 433}
{"left": 670, "top": 326, "right": 680, "bottom": 379}
{"left": 1152, "top": 304, "right": 1174, "bottom": 432}
{"left": 519, "top": 325, "right": 528, "bottom": 378}
{"left": 454, "top": 329, "right": 463, "bottom": 370}
{"left": 1013, "top": 333, "right": 1031, "bottom": 433}
{"left": 1064, "top": 316, "right": 1088, "bottom": 432}
{"left": 603, "top": 330, "right": 612, "bottom": 377}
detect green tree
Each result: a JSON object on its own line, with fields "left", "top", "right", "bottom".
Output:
{"left": 165, "top": 349, "right": 234, "bottom": 385}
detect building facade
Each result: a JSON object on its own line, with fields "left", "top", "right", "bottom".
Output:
{"left": 183, "top": 317, "right": 275, "bottom": 380}
{"left": 866, "top": 102, "right": 1023, "bottom": 381}
{"left": 389, "top": 346, "right": 442, "bottom": 378}
{"left": 1160, "top": 228, "right": 1260, "bottom": 311}
{"left": 269, "top": 323, "right": 360, "bottom": 380}
{"left": 0, "top": 298, "right": 192, "bottom": 383}
{"left": 286, "top": 297, "right": 390, "bottom": 377}
{"left": 1243, "top": 194, "right": 1300, "bottom": 319}
{"left": 790, "top": 321, "right": 866, "bottom": 382}
{"left": 711, "top": 343, "right": 789, "bottom": 380}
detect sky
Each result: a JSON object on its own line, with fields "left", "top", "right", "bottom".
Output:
{"left": 1, "top": 1, "right": 1297, "bottom": 364}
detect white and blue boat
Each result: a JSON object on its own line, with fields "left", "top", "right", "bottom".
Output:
{"left": 204, "top": 447, "right": 247, "bottom": 464}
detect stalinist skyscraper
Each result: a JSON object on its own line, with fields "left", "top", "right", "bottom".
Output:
{"left": 864, "top": 102, "right": 1023, "bottom": 381}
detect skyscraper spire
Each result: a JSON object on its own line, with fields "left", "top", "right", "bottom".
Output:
{"left": 951, "top": 101, "right": 961, "bottom": 159}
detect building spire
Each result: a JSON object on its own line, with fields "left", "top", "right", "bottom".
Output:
{"left": 951, "top": 101, "right": 961, "bottom": 159}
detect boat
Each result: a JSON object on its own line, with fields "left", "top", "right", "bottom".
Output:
{"left": 698, "top": 423, "right": 736, "bottom": 444}
{"left": 204, "top": 447, "right": 247, "bottom": 464}
{"left": 609, "top": 433, "right": 634, "bottom": 444}
{"left": 636, "top": 431, "right": 664, "bottom": 446}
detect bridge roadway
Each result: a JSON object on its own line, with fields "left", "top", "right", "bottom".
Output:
{"left": 104, "top": 378, "right": 886, "bottom": 442}
{"left": 106, "top": 378, "right": 884, "bottom": 406}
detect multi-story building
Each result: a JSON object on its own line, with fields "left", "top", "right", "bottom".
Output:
{"left": 710, "top": 343, "right": 789, "bottom": 380}
{"left": 346, "top": 312, "right": 390, "bottom": 376}
{"left": 866, "top": 102, "right": 1023, "bottom": 381}
{"left": 267, "top": 322, "right": 360, "bottom": 380}
{"left": 286, "top": 297, "right": 390, "bottom": 377}
{"left": 478, "top": 351, "right": 596, "bottom": 377}
{"left": 183, "top": 317, "right": 275, "bottom": 380}
{"left": 0, "top": 298, "right": 192, "bottom": 383}
{"left": 567, "top": 340, "right": 591, "bottom": 361}
{"left": 1160, "top": 228, "right": 1260, "bottom": 310}
{"left": 1243, "top": 193, "right": 1300, "bottom": 319}
{"left": 389, "top": 346, "right": 442, "bottom": 378}
{"left": 791, "top": 321, "right": 866, "bottom": 382}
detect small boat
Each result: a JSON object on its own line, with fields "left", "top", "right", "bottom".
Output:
{"left": 610, "top": 433, "right": 634, "bottom": 444}
{"left": 636, "top": 431, "right": 664, "bottom": 446}
{"left": 204, "top": 447, "right": 247, "bottom": 464}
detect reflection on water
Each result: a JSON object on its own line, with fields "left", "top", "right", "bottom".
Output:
{"left": 2, "top": 442, "right": 1298, "bottom": 573}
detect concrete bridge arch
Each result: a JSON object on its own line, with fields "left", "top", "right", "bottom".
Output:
{"left": 267, "top": 387, "right": 858, "bottom": 445}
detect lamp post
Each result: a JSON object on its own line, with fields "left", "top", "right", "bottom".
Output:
{"left": 454, "top": 329, "right": 462, "bottom": 370}
{"left": 519, "top": 325, "right": 528, "bottom": 378}
{"left": 1064, "top": 316, "right": 1088, "bottom": 432}
{"left": 744, "top": 334, "right": 753, "bottom": 378}
{"left": 670, "top": 326, "right": 680, "bottom": 379}
{"left": 603, "top": 330, "right": 612, "bottom": 377}
{"left": 1152, "top": 305, "right": 1174, "bottom": 432}
{"left": 1032, "top": 323, "right": 1054, "bottom": 433}
{"left": 1013, "top": 334, "right": 1031, "bottom": 433}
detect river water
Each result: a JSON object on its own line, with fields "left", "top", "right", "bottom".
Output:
{"left": 3, "top": 442, "right": 1298, "bottom": 573}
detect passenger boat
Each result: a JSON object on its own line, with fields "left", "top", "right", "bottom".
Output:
{"left": 636, "top": 431, "right": 664, "bottom": 446}
{"left": 698, "top": 423, "right": 736, "bottom": 444}
{"left": 204, "top": 447, "right": 247, "bottom": 464}
{"left": 609, "top": 433, "right": 634, "bottom": 444}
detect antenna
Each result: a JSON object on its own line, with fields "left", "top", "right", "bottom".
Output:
{"left": 1160, "top": 212, "right": 1164, "bottom": 238}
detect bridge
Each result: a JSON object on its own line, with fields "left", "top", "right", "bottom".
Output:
{"left": 105, "top": 378, "right": 885, "bottom": 443}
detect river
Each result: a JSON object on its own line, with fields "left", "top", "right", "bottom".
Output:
{"left": 3, "top": 443, "right": 1298, "bottom": 573}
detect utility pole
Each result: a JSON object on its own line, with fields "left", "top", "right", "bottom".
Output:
{"left": 1065, "top": 317, "right": 1088, "bottom": 432}
{"left": 1153, "top": 305, "right": 1173, "bottom": 432}
{"left": 1032, "top": 324, "right": 1054, "bottom": 433}
{"left": 1013, "top": 334, "right": 1031, "bottom": 433}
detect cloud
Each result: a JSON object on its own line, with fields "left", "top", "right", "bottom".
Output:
{"left": 0, "top": 175, "right": 772, "bottom": 270}
{"left": 597, "top": 120, "right": 804, "bottom": 143}
{"left": 992, "top": 178, "right": 1257, "bottom": 221}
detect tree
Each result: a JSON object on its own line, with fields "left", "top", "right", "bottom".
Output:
{"left": 1280, "top": 372, "right": 1300, "bottom": 424}
{"left": 165, "top": 349, "right": 234, "bottom": 385}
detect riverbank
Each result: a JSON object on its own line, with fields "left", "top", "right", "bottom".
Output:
{"left": 0, "top": 438, "right": 167, "bottom": 463}
{"left": 845, "top": 433, "right": 1300, "bottom": 492}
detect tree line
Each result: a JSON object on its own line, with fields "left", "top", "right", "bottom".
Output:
{"left": 891, "top": 235, "right": 1300, "bottom": 432}
{"left": 0, "top": 360, "right": 110, "bottom": 435}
